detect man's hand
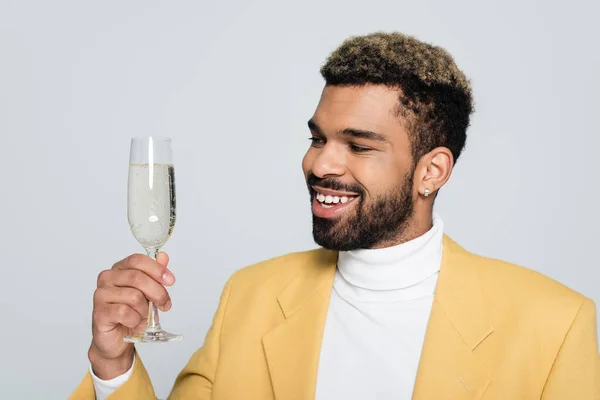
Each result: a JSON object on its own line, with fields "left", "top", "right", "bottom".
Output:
{"left": 88, "top": 252, "right": 175, "bottom": 380}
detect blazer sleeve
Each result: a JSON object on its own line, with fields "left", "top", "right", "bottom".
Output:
{"left": 68, "top": 276, "right": 234, "bottom": 400}
{"left": 542, "top": 298, "right": 600, "bottom": 400}
{"left": 68, "top": 351, "right": 157, "bottom": 400}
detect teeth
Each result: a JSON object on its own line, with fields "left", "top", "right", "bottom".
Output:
{"left": 315, "top": 191, "right": 354, "bottom": 205}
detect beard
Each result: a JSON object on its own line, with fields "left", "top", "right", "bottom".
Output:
{"left": 308, "top": 170, "right": 415, "bottom": 251}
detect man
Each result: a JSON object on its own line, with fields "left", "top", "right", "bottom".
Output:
{"left": 71, "top": 32, "right": 600, "bottom": 399}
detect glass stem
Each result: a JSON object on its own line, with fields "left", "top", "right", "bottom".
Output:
{"left": 146, "top": 248, "right": 161, "bottom": 331}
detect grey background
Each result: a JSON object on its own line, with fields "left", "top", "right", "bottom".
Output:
{"left": 1, "top": 0, "right": 598, "bottom": 398}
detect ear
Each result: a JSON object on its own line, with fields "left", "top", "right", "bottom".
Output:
{"left": 414, "top": 147, "right": 454, "bottom": 198}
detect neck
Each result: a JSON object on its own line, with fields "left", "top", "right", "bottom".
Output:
{"left": 336, "top": 213, "right": 443, "bottom": 292}
{"left": 369, "top": 209, "right": 434, "bottom": 249}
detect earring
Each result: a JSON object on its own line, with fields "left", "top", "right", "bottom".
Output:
{"left": 424, "top": 188, "right": 430, "bottom": 197}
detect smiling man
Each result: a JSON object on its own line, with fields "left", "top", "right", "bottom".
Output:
{"left": 71, "top": 32, "right": 600, "bottom": 400}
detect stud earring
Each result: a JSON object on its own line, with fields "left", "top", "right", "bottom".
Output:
{"left": 424, "top": 188, "right": 430, "bottom": 197}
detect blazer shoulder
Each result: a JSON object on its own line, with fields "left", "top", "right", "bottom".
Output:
{"left": 464, "top": 248, "right": 591, "bottom": 320}
{"left": 445, "top": 237, "right": 586, "bottom": 305}
{"left": 227, "top": 247, "right": 334, "bottom": 292}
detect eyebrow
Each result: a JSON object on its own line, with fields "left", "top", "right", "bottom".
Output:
{"left": 307, "top": 119, "right": 388, "bottom": 142}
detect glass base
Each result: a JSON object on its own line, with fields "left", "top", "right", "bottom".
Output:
{"left": 124, "top": 328, "right": 183, "bottom": 343}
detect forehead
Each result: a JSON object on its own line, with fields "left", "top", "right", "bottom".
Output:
{"left": 312, "top": 85, "right": 405, "bottom": 136}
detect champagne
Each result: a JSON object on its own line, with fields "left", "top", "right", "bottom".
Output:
{"left": 127, "top": 163, "right": 176, "bottom": 249}
{"left": 125, "top": 137, "right": 182, "bottom": 343}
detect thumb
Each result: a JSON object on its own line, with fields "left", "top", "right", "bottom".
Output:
{"left": 156, "top": 252, "right": 170, "bottom": 268}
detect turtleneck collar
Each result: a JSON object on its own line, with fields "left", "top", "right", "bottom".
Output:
{"left": 335, "top": 214, "right": 444, "bottom": 298}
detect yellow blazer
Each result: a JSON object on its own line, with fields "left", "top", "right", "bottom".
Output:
{"left": 71, "top": 236, "right": 600, "bottom": 399}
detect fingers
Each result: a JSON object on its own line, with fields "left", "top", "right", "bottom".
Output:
{"left": 97, "top": 269, "right": 172, "bottom": 311}
{"left": 111, "top": 253, "right": 175, "bottom": 286}
{"left": 94, "top": 287, "right": 150, "bottom": 318}
{"left": 94, "top": 303, "right": 144, "bottom": 331}
{"left": 156, "top": 252, "right": 169, "bottom": 268}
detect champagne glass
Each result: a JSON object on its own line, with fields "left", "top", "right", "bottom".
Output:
{"left": 124, "top": 136, "right": 183, "bottom": 343}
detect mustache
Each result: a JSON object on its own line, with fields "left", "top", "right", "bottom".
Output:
{"left": 306, "top": 173, "right": 364, "bottom": 195}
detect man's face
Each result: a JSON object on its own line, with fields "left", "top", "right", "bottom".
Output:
{"left": 302, "top": 84, "right": 417, "bottom": 251}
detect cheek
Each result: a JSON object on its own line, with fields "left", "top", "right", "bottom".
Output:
{"left": 350, "top": 156, "right": 404, "bottom": 197}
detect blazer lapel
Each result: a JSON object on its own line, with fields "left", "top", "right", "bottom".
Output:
{"left": 412, "top": 235, "right": 495, "bottom": 399}
{"left": 262, "top": 249, "right": 337, "bottom": 400}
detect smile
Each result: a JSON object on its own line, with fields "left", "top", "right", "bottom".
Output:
{"left": 311, "top": 186, "right": 359, "bottom": 217}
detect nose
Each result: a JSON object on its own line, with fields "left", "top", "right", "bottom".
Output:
{"left": 310, "top": 144, "right": 345, "bottom": 178}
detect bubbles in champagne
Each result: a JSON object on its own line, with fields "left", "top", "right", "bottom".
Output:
{"left": 128, "top": 164, "right": 176, "bottom": 249}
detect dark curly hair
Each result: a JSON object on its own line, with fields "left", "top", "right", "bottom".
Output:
{"left": 320, "top": 32, "right": 474, "bottom": 165}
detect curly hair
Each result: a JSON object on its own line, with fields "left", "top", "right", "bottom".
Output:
{"left": 320, "top": 32, "right": 473, "bottom": 164}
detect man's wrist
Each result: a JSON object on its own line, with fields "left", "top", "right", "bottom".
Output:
{"left": 88, "top": 345, "right": 135, "bottom": 380}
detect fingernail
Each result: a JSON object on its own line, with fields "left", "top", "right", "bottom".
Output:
{"left": 162, "top": 271, "right": 175, "bottom": 285}
{"left": 164, "top": 299, "right": 172, "bottom": 311}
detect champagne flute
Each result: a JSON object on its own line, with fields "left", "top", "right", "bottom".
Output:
{"left": 124, "top": 136, "right": 183, "bottom": 343}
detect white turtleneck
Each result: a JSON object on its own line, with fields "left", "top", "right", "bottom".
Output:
{"left": 315, "top": 215, "right": 444, "bottom": 400}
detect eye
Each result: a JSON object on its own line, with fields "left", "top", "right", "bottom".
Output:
{"left": 350, "top": 144, "right": 371, "bottom": 153}
{"left": 309, "top": 137, "right": 325, "bottom": 147}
